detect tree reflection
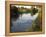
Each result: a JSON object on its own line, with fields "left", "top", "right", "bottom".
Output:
{"left": 10, "top": 5, "right": 42, "bottom": 32}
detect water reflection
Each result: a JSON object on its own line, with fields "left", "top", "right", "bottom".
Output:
{"left": 11, "top": 13, "right": 38, "bottom": 32}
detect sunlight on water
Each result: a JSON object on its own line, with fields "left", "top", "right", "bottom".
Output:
{"left": 11, "top": 13, "right": 39, "bottom": 32}
{"left": 19, "top": 13, "right": 39, "bottom": 20}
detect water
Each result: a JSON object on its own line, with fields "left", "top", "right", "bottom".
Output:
{"left": 11, "top": 13, "right": 38, "bottom": 32}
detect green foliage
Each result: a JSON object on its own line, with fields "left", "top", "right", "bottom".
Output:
{"left": 27, "top": 12, "right": 42, "bottom": 32}
{"left": 31, "top": 8, "right": 38, "bottom": 16}
{"left": 32, "top": 12, "right": 42, "bottom": 32}
{"left": 18, "top": 10, "right": 31, "bottom": 14}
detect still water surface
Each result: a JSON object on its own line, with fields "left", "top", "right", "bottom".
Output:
{"left": 11, "top": 13, "right": 38, "bottom": 32}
